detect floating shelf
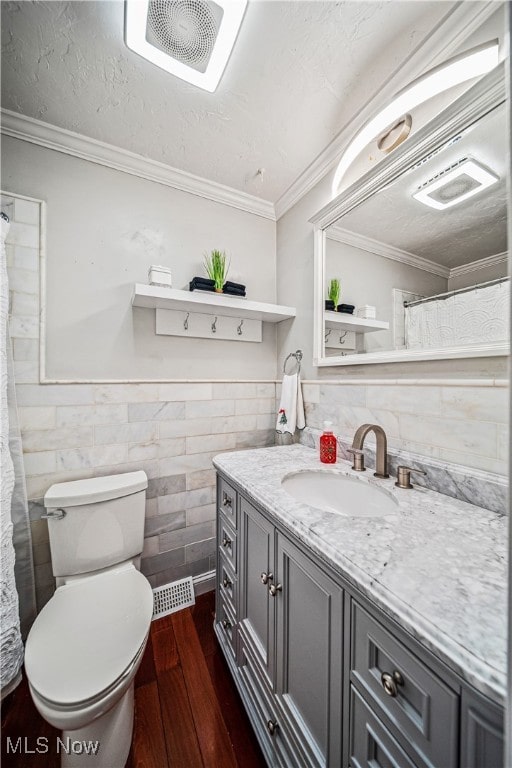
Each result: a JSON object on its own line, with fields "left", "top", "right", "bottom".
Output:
{"left": 324, "top": 311, "right": 389, "bottom": 334}
{"left": 133, "top": 284, "right": 296, "bottom": 322}
{"left": 132, "top": 284, "right": 296, "bottom": 343}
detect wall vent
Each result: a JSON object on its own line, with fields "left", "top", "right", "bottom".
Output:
{"left": 152, "top": 576, "right": 195, "bottom": 620}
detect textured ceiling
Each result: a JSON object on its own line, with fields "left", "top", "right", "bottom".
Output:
{"left": 336, "top": 102, "right": 507, "bottom": 269}
{"left": 1, "top": 0, "right": 454, "bottom": 202}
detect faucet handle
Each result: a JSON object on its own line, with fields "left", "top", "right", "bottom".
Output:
{"left": 347, "top": 448, "right": 366, "bottom": 472}
{"left": 395, "top": 465, "right": 426, "bottom": 489}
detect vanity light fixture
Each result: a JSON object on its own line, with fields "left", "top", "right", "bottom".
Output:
{"left": 412, "top": 157, "right": 499, "bottom": 210}
{"left": 331, "top": 40, "right": 500, "bottom": 198}
{"left": 125, "top": 0, "right": 247, "bottom": 92}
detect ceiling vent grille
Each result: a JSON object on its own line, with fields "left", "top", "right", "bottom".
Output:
{"left": 125, "top": 0, "right": 247, "bottom": 92}
{"left": 146, "top": 0, "right": 223, "bottom": 74}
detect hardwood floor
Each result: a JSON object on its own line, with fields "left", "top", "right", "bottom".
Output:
{"left": 1, "top": 592, "right": 266, "bottom": 768}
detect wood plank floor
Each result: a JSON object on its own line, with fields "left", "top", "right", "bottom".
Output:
{"left": 1, "top": 592, "right": 266, "bottom": 768}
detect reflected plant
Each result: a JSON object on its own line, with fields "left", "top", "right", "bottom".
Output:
{"left": 204, "top": 249, "right": 230, "bottom": 292}
{"left": 328, "top": 278, "right": 341, "bottom": 309}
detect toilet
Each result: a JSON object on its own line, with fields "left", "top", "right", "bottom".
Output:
{"left": 24, "top": 471, "right": 154, "bottom": 768}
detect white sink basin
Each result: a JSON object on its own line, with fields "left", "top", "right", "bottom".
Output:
{"left": 281, "top": 470, "right": 398, "bottom": 518}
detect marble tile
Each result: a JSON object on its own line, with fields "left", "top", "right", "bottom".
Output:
{"left": 399, "top": 413, "right": 497, "bottom": 457}
{"left": 56, "top": 404, "right": 128, "bottom": 427}
{"left": 56, "top": 445, "right": 128, "bottom": 471}
{"left": 141, "top": 546, "right": 185, "bottom": 577}
{"left": 7, "top": 221, "right": 39, "bottom": 249}
{"left": 147, "top": 557, "right": 210, "bottom": 589}
{"left": 13, "top": 361, "right": 39, "bottom": 384}
{"left": 14, "top": 246, "right": 39, "bottom": 271}
{"left": 9, "top": 315, "right": 39, "bottom": 339}
{"left": 158, "top": 452, "right": 215, "bottom": 475}
{"left": 23, "top": 451, "right": 56, "bottom": 476}
{"left": 186, "top": 399, "right": 235, "bottom": 418}
{"left": 13, "top": 339, "right": 39, "bottom": 362}
{"left": 158, "top": 383, "right": 213, "bottom": 401}
{"left": 185, "top": 537, "right": 216, "bottom": 563}
{"left": 186, "top": 433, "right": 237, "bottom": 455}
{"left": 157, "top": 437, "right": 186, "bottom": 458}
{"left": 11, "top": 291, "right": 39, "bottom": 316}
{"left": 212, "top": 382, "right": 275, "bottom": 399}
{"left": 14, "top": 198, "right": 40, "bottom": 225}
{"left": 17, "top": 384, "right": 94, "bottom": 406}
{"left": 367, "top": 384, "right": 441, "bottom": 416}
{"left": 147, "top": 474, "right": 186, "bottom": 499}
{"left": 186, "top": 468, "right": 216, "bottom": 491}
{"left": 19, "top": 406, "right": 56, "bottom": 431}
{"left": 127, "top": 442, "right": 159, "bottom": 462}
{"left": 7, "top": 266, "right": 39, "bottom": 295}
{"left": 440, "top": 386, "right": 509, "bottom": 424}
{"left": 22, "top": 426, "right": 93, "bottom": 453}
{"left": 234, "top": 398, "right": 275, "bottom": 416}
{"left": 128, "top": 401, "right": 185, "bottom": 422}
{"left": 94, "top": 421, "right": 158, "bottom": 445}
{"left": 157, "top": 492, "right": 187, "bottom": 516}
{"left": 93, "top": 383, "right": 160, "bottom": 403}
{"left": 159, "top": 522, "right": 214, "bottom": 553}
{"left": 186, "top": 503, "right": 216, "bottom": 526}
{"left": 319, "top": 384, "right": 366, "bottom": 407}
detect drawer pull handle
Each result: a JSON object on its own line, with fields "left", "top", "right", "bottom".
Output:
{"left": 222, "top": 576, "right": 232, "bottom": 589}
{"left": 222, "top": 619, "right": 231, "bottom": 630}
{"left": 381, "top": 670, "right": 404, "bottom": 698}
{"left": 222, "top": 536, "right": 232, "bottom": 549}
{"left": 269, "top": 583, "right": 282, "bottom": 597}
{"left": 260, "top": 572, "right": 273, "bottom": 585}
{"left": 266, "top": 719, "right": 278, "bottom": 736}
{"left": 222, "top": 492, "right": 233, "bottom": 509}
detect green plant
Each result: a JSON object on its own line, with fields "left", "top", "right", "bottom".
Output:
{"left": 328, "top": 278, "right": 341, "bottom": 308}
{"left": 204, "top": 249, "right": 230, "bottom": 291}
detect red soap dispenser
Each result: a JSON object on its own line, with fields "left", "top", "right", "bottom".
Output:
{"left": 320, "top": 421, "right": 337, "bottom": 464}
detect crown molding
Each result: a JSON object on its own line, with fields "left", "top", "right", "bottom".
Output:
{"left": 327, "top": 225, "right": 450, "bottom": 278}
{"left": 449, "top": 251, "right": 508, "bottom": 278}
{"left": 274, "top": 1, "right": 500, "bottom": 220}
{"left": 0, "top": 109, "right": 276, "bottom": 221}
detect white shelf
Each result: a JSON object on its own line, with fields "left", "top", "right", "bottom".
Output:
{"left": 133, "top": 284, "right": 296, "bottom": 323}
{"left": 324, "top": 311, "right": 389, "bottom": 334}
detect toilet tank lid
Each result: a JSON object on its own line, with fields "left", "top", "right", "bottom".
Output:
{"left": 44, "top": 471, "right": 148, "bottom": 508}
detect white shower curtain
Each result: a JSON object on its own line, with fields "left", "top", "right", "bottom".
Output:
{"left": 1, "top": 213, "right": 35, "bottom": 698}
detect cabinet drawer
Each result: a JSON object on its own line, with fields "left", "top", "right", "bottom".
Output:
{"left": 219, "top": 557, "right": 237, "bottom": 617}
{"left": 218, "top": 476, "right": 237, "bottom": 529}
{"left": 218, "top": 516, "right": 237, "bottom": 572}
{"left": 350, "top": 686, "right": 417, "bottom": 768}
{"left": 217, "top": 595, "right": 237, "bottom": 660}
{"left": 351, "top": 601, "right": 458, "bottom": 768}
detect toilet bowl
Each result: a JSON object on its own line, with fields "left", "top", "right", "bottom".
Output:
{"left": 24, "top": 472, "right": 153, "bottom": 768}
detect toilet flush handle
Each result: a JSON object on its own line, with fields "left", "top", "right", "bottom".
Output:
{"left": 41, "top": 508, "right": 67, "bottom": 520}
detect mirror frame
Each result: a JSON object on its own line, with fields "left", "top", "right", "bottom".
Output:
{"left": 310, "top": 63, "right": 508, "bottom": 367}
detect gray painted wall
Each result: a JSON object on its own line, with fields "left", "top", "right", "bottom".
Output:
{"left": 2, "top": 136, "right": 277, "bottom": 381}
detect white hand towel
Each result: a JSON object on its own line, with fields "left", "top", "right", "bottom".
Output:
{"left": 276, "top": 373, "right": 305, "bottom": 434}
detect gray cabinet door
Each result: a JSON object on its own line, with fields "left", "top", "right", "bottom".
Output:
{"left": 239, "top": 495, "right": 275, "bottom": 688}
{"left": 275, "top": 532, "right": 344, "bottom": 767}
{"left": 460, "top": 688, "right": 504, "bottom": 768}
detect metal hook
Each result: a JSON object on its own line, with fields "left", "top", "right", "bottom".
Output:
{"left": 211, "top": 316, "right": 218, "bottom": 334}
{"left": 339, "top": 331, "right": 348, "bottom": 345}
{"left": 183, "top": 312, "right": 189, "bottom": 331}
{"left": 324, "top": 328, "right": 332, "bottom": 343}
{"left": 237, "top": 319, "right": 244, "bottom": 336}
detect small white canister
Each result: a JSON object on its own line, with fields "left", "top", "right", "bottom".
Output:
{"left": 356, "top": 305, "right": 376, "bottom": 319}
{"left": 148, "top": 265, "right": 172, "bottom": 288}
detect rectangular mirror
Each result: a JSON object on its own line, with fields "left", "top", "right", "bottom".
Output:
{"left": 311, "top": 64, "right": 508, "bottom": 366}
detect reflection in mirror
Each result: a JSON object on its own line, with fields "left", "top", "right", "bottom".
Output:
{"left": 315, "top": 67, "right": 508, "bottom": 365}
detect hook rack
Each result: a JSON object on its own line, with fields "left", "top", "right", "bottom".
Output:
{"left": 183, "top": 312, "right": 189, "bottom": 331}
{"left": 211, "top": 316, "right": 218, "bottom": 334}
{"left": 237, "top": 319, "right": 244, "bottom": 336}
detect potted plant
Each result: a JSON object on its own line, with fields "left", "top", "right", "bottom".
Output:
{"left": 326, "top": 278, "right": 341, "bottom": 310}
{"left": 204, "top": 249, "right": 229, "bottom": 293}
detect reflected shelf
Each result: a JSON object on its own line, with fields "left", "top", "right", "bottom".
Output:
{"left": 324, "top": 311, "right": 389, "bottom": 334}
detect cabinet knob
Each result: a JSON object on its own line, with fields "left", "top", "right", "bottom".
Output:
{"left": 222, "top": 492, "right": 233, "bottom": 509}
{"left": 266, "top": 719, "right": 278, "bottom": 736}
{"left": 222, "top": 619, "right": 231, "bottom": 630}
{"left": 260, "top": 572, "right": 273, "bottom": 585}
{"left": 222, "top": 535, "right": 232, "bottom": 549}
{"left": 269, "top": 583, "right": 282, "bottom": 597}
{"left": 222, "top": 576, "right": 232, "bottom": 589}
{"left": 381, "top": 670, "right": 404, "bottom": 697}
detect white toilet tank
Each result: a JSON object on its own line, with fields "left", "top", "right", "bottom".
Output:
{"left": 43, "top": 471, "right": 148, "bottom": 578}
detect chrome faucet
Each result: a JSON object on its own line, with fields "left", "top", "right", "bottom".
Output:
{"left": 350, "top": 424, "right": 389, "bottom": 478}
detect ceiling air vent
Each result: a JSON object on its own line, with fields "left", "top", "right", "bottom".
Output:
{"left": 125, "top": 0, "right": 247, "bottom": 92}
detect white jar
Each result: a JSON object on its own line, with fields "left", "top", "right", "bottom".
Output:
{"left": 356, "top": 305, "right": 376, "bottom": 319}
{"left": 148, "top": 265, "right": 172, "bottom": 288}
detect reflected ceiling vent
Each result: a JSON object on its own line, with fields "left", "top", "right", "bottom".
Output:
{"left": 125, "top": 0, "right": 247, "bottom": 92}
{"left": 412, "top": 158, "right": 499, "bottom": 210}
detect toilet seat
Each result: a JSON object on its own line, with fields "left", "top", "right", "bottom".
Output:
{"left": 25, "top": 565, "right": 153, "bottom": 708}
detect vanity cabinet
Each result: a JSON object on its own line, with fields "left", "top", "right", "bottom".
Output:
{"left": 214, "top": 472, "right": 504, "bottom": 768}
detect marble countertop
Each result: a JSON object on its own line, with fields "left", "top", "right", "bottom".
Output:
{"left": 213, "top": 444, "right": 507, "bottom": 704}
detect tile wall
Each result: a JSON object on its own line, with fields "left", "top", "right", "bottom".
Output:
{"left": 3, "top": 194, "right": 276, "bottom": 612}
